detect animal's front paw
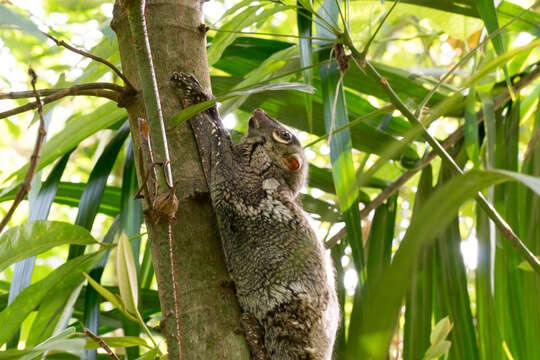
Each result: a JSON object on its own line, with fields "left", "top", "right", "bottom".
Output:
{"left": 170, "top": 72, "right": 210, "bottom": 104}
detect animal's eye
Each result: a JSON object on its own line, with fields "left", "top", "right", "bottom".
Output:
{"left": 273, "top": 129, "right": 292, "bottom": 144}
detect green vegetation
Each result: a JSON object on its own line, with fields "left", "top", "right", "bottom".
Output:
{"left": 0, "top": 0, "right": 538, "bottom": 359}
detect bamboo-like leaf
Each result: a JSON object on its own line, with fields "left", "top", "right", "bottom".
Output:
{"left": 82, "top": 272, "right": 137, "bottom": 322}
{"left": 207, "top": 4, "right": 296, "bottom": 66}
{"left": 85, "top": 336, "right": 149, "bottom": 349}
{"left": 320, "top": 61, "right": 366, "bottom": 357}
{"left": 297, "top": 0, "right": 314, "bottom": 131}
{"left": 170, "top": 81, "right": 315, "bottom": 126}
{"left": 476, "top": 205, "right": 503, "bottom": 360}
{"left": 211, "top": 75, "right": 419, "bottom": 164}
{"left": 137, "top": 347, "right": 161, "bottom": 360}
{"left": 0, "top": 220, "right": 97, "bottom": 272}
{"left": 423, "top": 317, "right": 453, "bottom": 360}
{"left": 434, "top": 155, "right": 479, "bottom": 360}
{"left": 119, "top": 141, "right": 143, "bottom": 358}
{"left": 0, "top": 3, "right": 45, "bottom": 40}
{"left": 519, "top": 102, "right": 540, "bottom": 359}
{"left": 0, "top": 251, "right": 104, "bottom": 346}
{"left": 6, "top": 150, "right": 71, "bottom": 348}
{"left": 476, "top": 0, "right": 513, "bottom": 96}
{"left": 68, "top": 120, "right": 130, "bottom": 258}
{"left": 404, "top": 166, "right": 434, "bottom": 360}
{"left": 319, "top": 62, "right": 364, "bottom": 264}
{"left": 357, "top": 168, "right": 540, "bottom": 359}
{"left": 7, "top": 102, "right": 127, "bottom": 182}
{"left": 494, "top": 99, "right": 526, "bottom": 360}
{"left": 219, "top": 45, "right": 300, "bottom": 116}
{"left": 464, "top": 89, "right": 480, "bottom": 168}
{"left": 117, "top": 233, "right": 139, "bottom": 314}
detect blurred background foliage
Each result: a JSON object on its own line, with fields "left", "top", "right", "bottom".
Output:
{"left": 0, "top": 0, "right": 539, "bottom": 359}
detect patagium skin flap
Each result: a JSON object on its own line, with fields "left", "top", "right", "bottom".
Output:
{"left": 170, "top": 73, "right": 338, "bottom": 360}
{"left": 210, "top": 108, "right": 339, "bottom": 360}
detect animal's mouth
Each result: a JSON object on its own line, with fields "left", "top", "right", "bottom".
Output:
{"left": 283, "top": 154, "right": 302, "bottom": 171}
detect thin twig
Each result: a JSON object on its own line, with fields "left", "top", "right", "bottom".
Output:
{"left": 0, "top": 69, "right": 47, "bottom": 233}
{"left": 206, "top": 27, "right": 335, "bottom": 41}
{"left": 0, "top": 82, "right": 124, "bottom": 99}
{"left": 415, "top": 2, "right": 537, "bottom": 118}
{"left": 44, "top": 32, "right": 136, "bottom": 92}
{"left": 361, "top": 0, "right": 399, "bottom": 56}
{"left": 304, "top": 104, "right": 395, "bottom": 148}
{"left": 82, "top": 326, "right": 121, "bottom": 360}
{"left": 0, "top": 88, "right": 119, "bottom": 120}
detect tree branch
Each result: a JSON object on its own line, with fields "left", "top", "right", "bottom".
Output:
{"left": 0, "top": 69, "right": 47, "bottom": 233}
{"left": 44, "top": 32, "right": 136, "bottom": 92}
{"left": 0, "top": 87, "right": 120, "bottom": 120}
{"left": 326, "top": 48, "right": 540, "bottom": 273}
{"left": 0, "top": 82, "right": 124, "bottom": 99}
{"left": 82, "top": 326, "right": 121, "bottom": 360}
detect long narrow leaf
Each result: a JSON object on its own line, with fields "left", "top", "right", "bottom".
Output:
{"left": 0, "top": 220, "right": 97, "bottom": 273}
{"left": 357, "top": 168, "right": 540, "bottom": 359}
{"left": 404, "top": 166, "right": 434, "bottom": 360}
{"left": 0, "top": 251, "right": 104, "bottom": 346}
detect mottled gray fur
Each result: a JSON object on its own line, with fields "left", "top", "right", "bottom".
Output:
{"left": 171, "top": 73, "right": 339, "bottom": 360}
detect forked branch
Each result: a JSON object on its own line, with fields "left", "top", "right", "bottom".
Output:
{"left": 0, "top": 84, "right": 120, "bottom": 120}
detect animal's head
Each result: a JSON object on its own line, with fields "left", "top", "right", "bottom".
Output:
{"left": 244, "top": 108, "right": 307, "bottom": 195}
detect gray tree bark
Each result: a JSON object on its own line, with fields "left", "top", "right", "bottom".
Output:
{"left": 111, "top": 1, "right": 250, "bottom": 358}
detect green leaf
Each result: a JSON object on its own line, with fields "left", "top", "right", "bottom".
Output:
{"left": 0, "top": 220, "right": 97, "bottom": 272}
{"left": 68, "top": 120, "right": 130, "bottom": 258}
{"left": 21, "top": 327, "right": 85, "bottom": 360}
{"left": 7, "top": 102, "right": 127, "bottom": 182}
{"left": 464, "top": 89, "right": 480, "bottom": 168}
{"left": 85, "top": 336, "right": 149, "bottom": 349}
{"left": 219, "top": 45, "right": 300, "bottom": 116}
{"left": 6, "top": 151, "right": 71, "bottom": 348}
{"left": 297, "top": 0, "right": 313, "bottom": 131}
{"left": 170, "top": 81, "right": 315, "bottom": 126}
{"left": 137, "top": 347, "right": 161, "bottom": 360}
{"left": 430, "top": 316, "right": 454, "bottom": 347}
{"left": 434, "top": 156, "right": 479, "bottom": 360}
{"left": 82, "top": 272, "right": 137, "bottom": 322}
{"left": 0, "top": 251, "right": 104, "bottom": 346}
{"left": 404, "top": 166, "right": 434, "bottom": 360}
{"left": 357, "top": 169, "right": 540, "bottom": 358}
{"left": 0, "top": 4, "right": 45, "bottom": 40}
{"left": 476, "top": 0, "right": 513, "bottom": 96}
{"left": 116, "top": 233, "right": 139, "bottom": 314}
{"left": 207, "top": 4, "right": 295, "bottom": 66}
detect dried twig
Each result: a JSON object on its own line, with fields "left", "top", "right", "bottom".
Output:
{"left": 0, "top": 69, "right": 47, "bottom": 233}
{"left": 82, "top": 326, "right": 121, "bottom": 360}
{"left": 325, "top": 59, "right": 540, "bottom": 249}
{"left": 44, "top": 32, "right": 135, "bottom": 92}
{"left": 0, "top": 85, "right": 120, "bottom": 120}
{"left": 0, "top": 82, "right": 123, "bottom": 99}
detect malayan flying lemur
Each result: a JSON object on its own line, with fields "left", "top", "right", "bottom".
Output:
{"left": 171, "top": 73, "right": 339, "bottom": 360}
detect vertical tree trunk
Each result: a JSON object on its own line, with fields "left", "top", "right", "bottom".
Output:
{"left": 111, "top": 1, "right": 250, "bottom": 358}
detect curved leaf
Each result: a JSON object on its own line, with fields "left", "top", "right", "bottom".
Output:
{"left": 0, "top": 220, "right": 97, "bottom": 273}
{"left": 0, "top": 251, "right": 104, "bottom": 346}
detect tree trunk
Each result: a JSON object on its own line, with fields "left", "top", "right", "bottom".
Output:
{"left": 111, "top": 1, "right": 250, "bottom": 358}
